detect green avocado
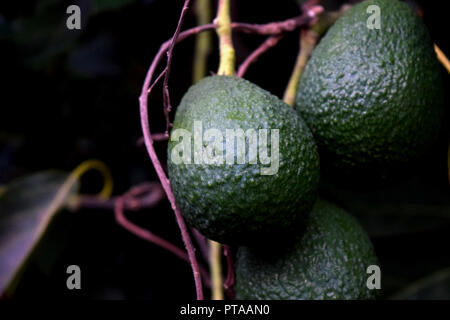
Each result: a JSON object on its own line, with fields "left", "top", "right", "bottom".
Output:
{"left": 167, "top": 76, "right": 320, "bottom": 244}
{"left": 295, "top": 0, "right": 444, "bottom": 169}
{"left": 235, "top": 199, "right": 378, "bottom": 300}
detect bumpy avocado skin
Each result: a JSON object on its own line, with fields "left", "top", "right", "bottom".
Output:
{"left": 168, "top": 76, "right": 320, "bottom": 244}
{"left": 295, "top": 0, "right": 444, "bottom": 169}
{"left": 235, "top": 199, "right": 378, "bottom": 300}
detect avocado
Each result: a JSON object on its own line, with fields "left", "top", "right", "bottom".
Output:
{"left": 167, "top": 76, "right": 320, "bottom": 244}
{"left": 235, "top": 199, "right": 378, "bottom": 300}
{"left": 295, "top": 0, "right": 444, "bottom": 169}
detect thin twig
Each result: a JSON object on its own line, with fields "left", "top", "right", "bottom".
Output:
{"left": 115, "top": 184, "right": 187, "bottom": 262}
{"left": 237, "top": 34, "right": 284, "bottom": 78}
{"left": 141, "top": 10, "right": 326, "bottom": 126}
{"left": 191, "top": 228, "right": 210, "bottom": 263}
{"left": 231, "top": 6, "right": 323, "bottom": 35}
{"left": 73, "top": 182, "right": 164, "bottom": 211}
{"left": 140, "top": 70, "right": 206, "bottom": 296}
{"left": 136, "top": 133, "right": 169, "bottom": 147}
{"left": 139, "top": 3, "right": 205, "bottom": 301}
{"left": 114, "top": 184, "right": 211, "bottom": 288}
{"left": 236, "top": 4, "right": 323, "bottom": 78}
{"left": 162, "top": 0, "right": 191, "bottom": 133}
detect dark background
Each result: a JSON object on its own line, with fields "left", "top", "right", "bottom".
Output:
{"left": 0, "top": 0, "right": 449, "bottom": 299}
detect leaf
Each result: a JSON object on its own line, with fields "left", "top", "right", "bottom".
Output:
{"left": 0, "top": 171, "right": 79, "bottom": 296}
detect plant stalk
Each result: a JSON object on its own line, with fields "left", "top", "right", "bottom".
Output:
{"left": 215, "top": 0, "right": 235, "bottom": 75}
{"left": 283, "top": 29, "right": 318, "bottom": 106}
{"left": 209, "top": 241, "right": 224, "bottom": 299}
{"left": 435, "top": 44, "right": 450, "bottom": 74}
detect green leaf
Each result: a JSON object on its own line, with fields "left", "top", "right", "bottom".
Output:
{"left": 0, "top": 171, "right": 78, "bottom": 296}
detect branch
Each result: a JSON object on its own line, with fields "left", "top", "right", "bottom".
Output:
{"left": 191, "top": 228, "right": 210, "bottom": 263}
{"left": 139, "top": 0, "right": 204, "bottom": 300}
{"left": 142, "top": 9, "right": 325, "bottom": 91}
{"left": 231, "top": 6, "right": 323, "bottom": 35}
{"left": 162, "top": 0, "right": 191, "bottom": 133}
{"left": 139, "top": 10, "right": 326, "bottom": 115}
{"left": 72, "top": 182, "right": 164, "bottom": 211}
{"left": 114, "top": 184, "right": 211, "bottom": 288}
{"left": 237, "top": 34, "right": 284, "bottom": 78}
{"left": 114, "top": 184, "right": 187, "bottom": 261}
{"left": 236, "top": 5, "right": 323, "bottom": 79}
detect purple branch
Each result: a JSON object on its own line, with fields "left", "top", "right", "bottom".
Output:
{"left": 162, "top": 0, "right": 191, "bottom": 133}
{"left": 237, "top": 34, "right": 284, "bottom": 78}
{"left": 138, "top": 2, "right": 205, "bottom": 300}
{"left": 191, "top": 228, "right": 210, "bottom": 263}
{"left": 114, "top": 184, "right": 211, "bottom": 288}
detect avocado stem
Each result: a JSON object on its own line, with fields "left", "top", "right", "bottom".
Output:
{"left": 283, "top": 6, "right": 348, "bottom": 107}
{"left": 283, "top": 29, "right": 318, "bottom": 107}
{"left": 434, "top": 44, "right": 450, "bottom": 74}
{"left": 209, "top": 241, "right": 224, "bottom": 300}
{"left": 215, "top": 0, "right": 235, "bottom": 76}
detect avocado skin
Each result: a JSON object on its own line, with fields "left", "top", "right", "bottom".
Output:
{"left": 168, "top": 76, "right": 320, "bottom": 244}
{"left": 235, "top": 199, "right": 378, "bottom": 300}
{"left": 295, "top": 0, "right": 444, "bottom": 169}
